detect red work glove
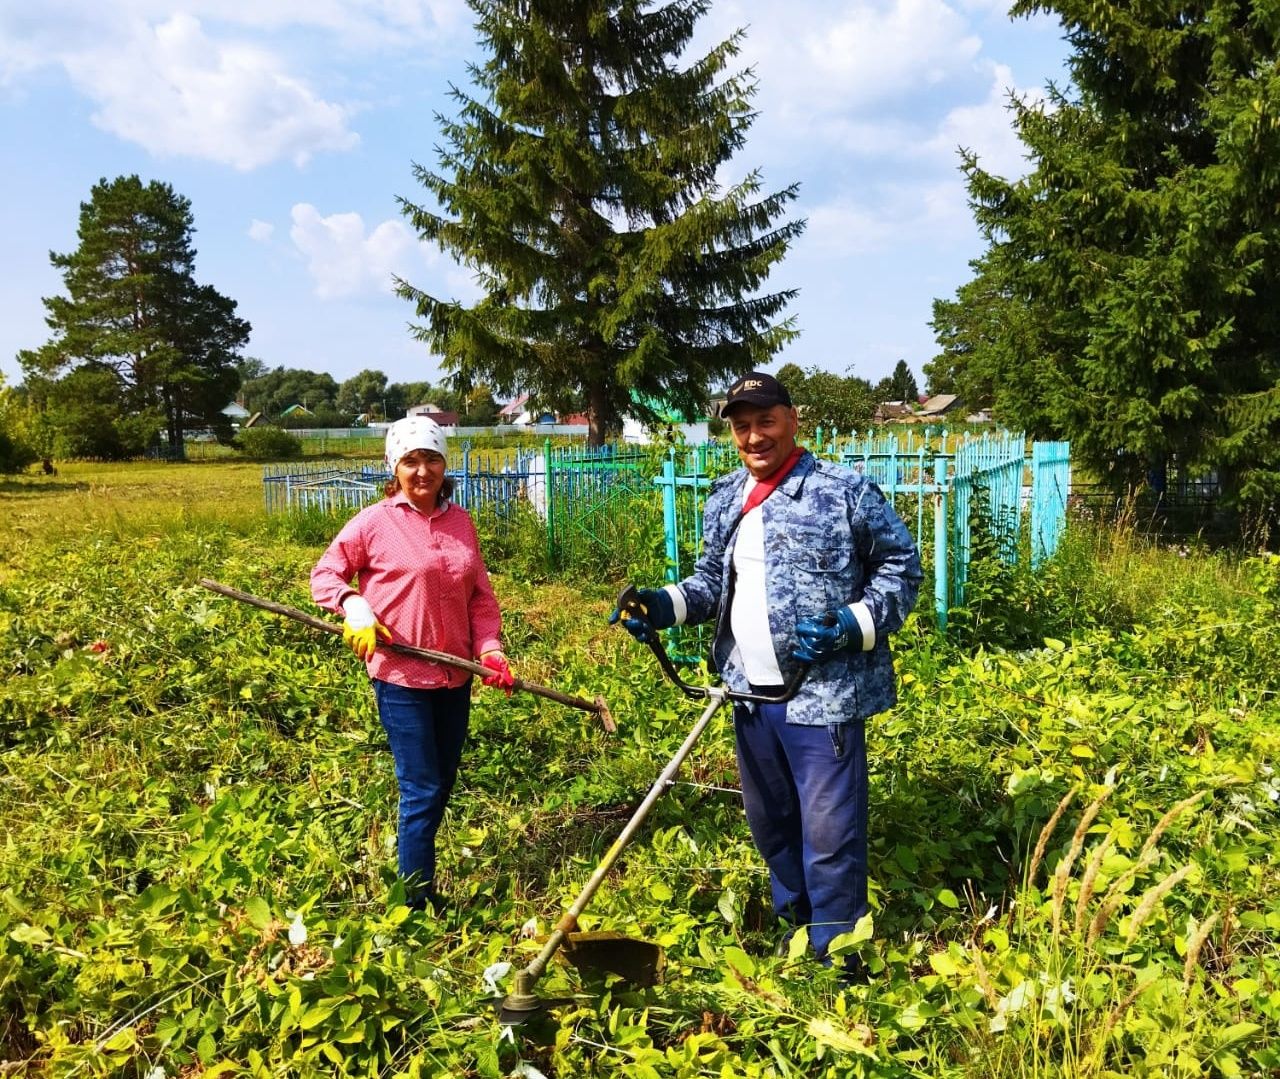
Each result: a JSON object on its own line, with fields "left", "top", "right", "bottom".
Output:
{"left": 479, "top": 650, "right": 515, "bottom": 695}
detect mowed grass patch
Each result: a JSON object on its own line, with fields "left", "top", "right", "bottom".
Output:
{"left": 0, "top": 461, "right": 1277, "bottom": 1077}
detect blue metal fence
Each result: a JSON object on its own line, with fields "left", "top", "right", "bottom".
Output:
{"left": 264, "top": 432, "right": 1070, "bottom": 626}
{"left": 653, "top": 431, "right": 1070, "bottom": 644}
{"left": 1031, "top": 441, "right": 1071, "bottom": 567}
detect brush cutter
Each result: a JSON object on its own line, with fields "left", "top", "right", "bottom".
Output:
{"left": 495, "top": 584, "right": 811, "bottom": 1025}
{"left": 198, "top": 579, "right": 616, "bottom": 730}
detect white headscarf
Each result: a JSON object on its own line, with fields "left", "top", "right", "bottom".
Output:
{"left": 385, "top": 416, "right": 448, "bottom": 471}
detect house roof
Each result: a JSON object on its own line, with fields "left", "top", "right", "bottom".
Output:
{"left": 918, "top": 394, "right": 960, "bottom": 415}
{"left": 279, "top": 403, "right": 314, "bottom": 417}
{"left": 630, "top": 392, "right": 700, "bottom": 424}
{"left": 875, "top": 401, "right": 915, "bottom": 420}
{"left": 498, "top": 392, "right": 530, "bottom": 418}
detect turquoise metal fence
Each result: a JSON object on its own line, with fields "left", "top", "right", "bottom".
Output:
{"left": 653, "top": 431, "right": 1070, "bottom": 650}
{"left": 263, "top": 433, "right": 1070, "bottom": 615}
{"left": 950, "top": 431, "right": 1028, "bottom": 603}
{"left": 541, "top": 443, "right": 664, "bottom": 570}
{"left": 263, "top": 442, "right": 665, "bottom": 572}
{"left": 1031, "top": 441, "right": 1071, "bottom": 567}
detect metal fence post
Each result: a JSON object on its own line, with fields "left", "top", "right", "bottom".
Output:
{"left": 543, "top": 438, "right": 555, "bottom": 570}
{"left": 461, "top": 440, "right": 472, "bottom": 509}
{"left": 661, "top": 450, "right": 678, "bottom": 582}
{"left": 934, "top": 453, "right": 949, "bottom": 630}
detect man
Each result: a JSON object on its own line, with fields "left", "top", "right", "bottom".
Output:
{"left": 611, "top": 371, "right": 922, "bottom": 970}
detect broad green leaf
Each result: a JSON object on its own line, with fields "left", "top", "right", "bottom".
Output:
{"left": 9, "top": 924, "right": 50, "bottom": 945}
{"left": 788, "top": 925, "right": 810, "bottom": 961}
{"left": 101, "top": 1027, "right": 136, "bottom": 1052}
{"left": 299, "top": 1004, "right": 335, "bottom": 1031}
{"left": 716, "top": 888, "right": 738, "bottom": 926}
{"left": 196, "top": 1033, "right": 217, "bottom": 1064}
{"left": 807, "top": 1017, "right": 874, "bottom": 1055}
{"left": 828, "top": 914, "right": 874, "bottom": 956}
{"left": 1214, "top": 1022, "right": 1262, "bottom": 1049}
{"left": 723, "top": 946, "right": 755, "bottom": 978}
{"left": 929, "top": 951, "right": 961, "bottom": 976}
{"left": 936, "top": 888, "right": 960, "bottom": 909}
{"left": 245, "top": 896, "right": 272, "bottom": 930}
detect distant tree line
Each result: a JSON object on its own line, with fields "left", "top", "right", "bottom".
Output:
{"left": 236, "top": 361, "right": 498, "bottom": 429}
{"left": 776, "top": 360, "right": 920, "bottom": 436}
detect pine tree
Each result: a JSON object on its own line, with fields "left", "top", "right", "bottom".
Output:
{"left": 397, "top": 0, "right": 804, "bottom": 446}
{"left": 942, "top": 0, "right": 1280, "bottom": 518}
{"left": 888, "top": 360, "right": 919, "bottom": 403}
{"left": 19, "top": 176, "right": 249, "bottom": 456}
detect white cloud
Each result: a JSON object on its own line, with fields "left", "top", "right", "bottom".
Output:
{"left": 802, "top": 172, "right": 975, "bottom": 262}
{"left": 248, "top": 219, "right": 275, "bottom": 242}
{"left": 0, "top": 2, "right": 471, "bottom": 165}
{"left": 799, "top": 0, "right": 982, "bottom": 107}
{"left": 289, "top": 203, "right": 433, "bottom": 299}
{"left": 701, "top": 0, "right": 981, "bottom": 128}
{"left": 804, "top": 200, "right": 896, "bottom": 256}
{"left": 928, "top": 63, "right": 1047, "bottom": 180}
{"left": 58, "top": 14, "right": 357, "bottom": 169}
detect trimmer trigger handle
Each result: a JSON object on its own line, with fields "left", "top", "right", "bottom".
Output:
{"left": 616, "top": 584, "right": 646, "bottom": 619}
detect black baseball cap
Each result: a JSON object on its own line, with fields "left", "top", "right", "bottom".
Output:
{"left": 720, "top": 371, "right": 792, "bottom": 417}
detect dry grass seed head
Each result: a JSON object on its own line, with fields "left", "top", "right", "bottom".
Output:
{"left": 1074, "top": 833, "right": 1116, "bottom": 936}
{"left": 968, "top": 944, "right": 999, "bottom": 1008}
{"left": 1093, "top": 977, "right": 1149, "bottom": 1064}
{"left": 1087, "top": 792, "right": 1206, "bottom": 945}
{"left": 1137, "top": 790, "right": 1207, "bottom": 864}
{"left": 1182, "top": 912, "right": 1221, "bottom": 987}
{"left": 1124, "top": 863, "right": 1194, "bottom": 945}
{"left": 1028, "top": 784, "right": 1079, "bottom": 887}
{"left": 1051, "top": 786, "right": 1113, "bottom": 933}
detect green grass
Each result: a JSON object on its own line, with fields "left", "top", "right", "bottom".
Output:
{"left": 1, "top": 462, "right": 1277, "bottom": 1077}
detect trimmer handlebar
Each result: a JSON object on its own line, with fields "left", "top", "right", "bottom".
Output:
{"left": 615, "top": 585, "right": 810, "bottom": 704}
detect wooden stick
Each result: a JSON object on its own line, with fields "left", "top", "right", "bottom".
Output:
{"left": 198, "top": 578, "right": 616, "bottom": 731}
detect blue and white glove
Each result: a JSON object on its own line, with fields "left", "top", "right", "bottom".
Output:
{"left": 792, "top": 607, "right": 859, "bottom": 663}
{"left": 608, "top": 588, "right": 675, "bottom": 643}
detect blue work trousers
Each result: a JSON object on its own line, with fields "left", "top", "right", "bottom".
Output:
{"left": 733, "top": 699, "right": 868, "bottom": 961}
{"left": 373, "top": 678, "right": 471, "bottom": 908}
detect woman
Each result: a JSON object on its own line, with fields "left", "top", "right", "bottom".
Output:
{"left": 311, "top": 416, "right": 514, "bottom": 911}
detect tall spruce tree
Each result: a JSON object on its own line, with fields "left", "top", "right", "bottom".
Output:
{"left": 19, "top": 176, "right": 249, "bottom": 455}
{"left": 886, "top": 359, "right": 919, "bottom": 403}
{"left": 942, "top": 1, "right": 1280, "bottom": 515}
{"left": 397, "top": 0, "right": 804, "bottom": 445}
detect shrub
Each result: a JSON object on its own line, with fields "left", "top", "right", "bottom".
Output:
{"left": 0, "top": 429, "right": 37, "bottom": 474}
{"left": 233, "top": 426, "right": 303, "bottom": 460}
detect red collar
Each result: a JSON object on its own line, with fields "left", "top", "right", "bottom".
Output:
{"left": 742, "top": 446, "right": 805, "bottom": 516}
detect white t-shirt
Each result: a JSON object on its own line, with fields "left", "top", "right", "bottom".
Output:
{"left": 729, "top": 479, "right": 783, "bottom": 685}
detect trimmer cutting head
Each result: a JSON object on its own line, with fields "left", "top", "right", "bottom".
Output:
{"left": 496, "top": 933, "right": 664, "bottom": 1025}
{"left": 495, "top": 972, "right": 576, "bottom": 1026}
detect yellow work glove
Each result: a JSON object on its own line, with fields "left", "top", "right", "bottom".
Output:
{"left": 341, "top": 595, "right": 392, "bottom": 661}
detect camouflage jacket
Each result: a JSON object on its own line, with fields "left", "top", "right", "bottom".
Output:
{"left": 675, "top": 451, "right": 922, "bottom": 725}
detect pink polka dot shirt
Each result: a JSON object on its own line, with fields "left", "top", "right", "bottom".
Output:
{"left": 311, "top": 492, "right": 503, "bottom": 689}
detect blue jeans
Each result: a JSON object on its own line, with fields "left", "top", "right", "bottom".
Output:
{"left": 373, "top": 679, "right": 471, "bottom": 908}
{"left": 733, "top": 699, "right": 868, "bottom": 962}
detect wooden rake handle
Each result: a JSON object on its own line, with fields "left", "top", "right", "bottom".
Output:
{"left": 198, "top": 578, "right": 615, "bottom": 731}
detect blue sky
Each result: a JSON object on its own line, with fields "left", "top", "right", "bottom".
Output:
{"left": 0, "top": 1, "right": 1070, "bottom": 397}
